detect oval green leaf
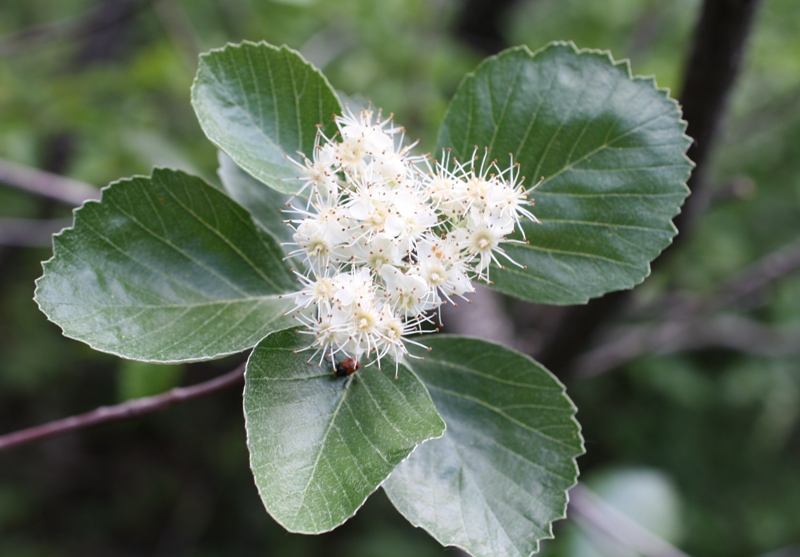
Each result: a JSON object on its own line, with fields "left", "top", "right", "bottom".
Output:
{"left": 384, "top": 335, "right": 583, "bottom": 557}
{"left": 437, "top": 42, "right": 692, "bottom": 304}
{"left": 35, "top": 169, "right": 296, "bottom": 363}
{"left": 192, "top": 41, "right": 342, "bottom": 194}
{"left": 244, "top": 328, "right": 446, "bottom": 534}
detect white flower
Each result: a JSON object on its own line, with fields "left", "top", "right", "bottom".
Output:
{"left": 340, "top": 295, "right": 384, "bottom": 359}
{"left": 414, "top": 236, "right": 474, "bottom": 300}
{"left": 373, "top": 150, "right": 409, "bottom": 187}
{"left": 289, "top": 130, "right": 341, "bottom": 207}
{"left": 484, "top": 156, "right": 541, "bottom": 237}
{"left": 293, "top": 301, "right": 350, "bottom": 366}
{"left": 425, "top": 153, "right": 469, "bottom": 218}
{"left": 383, "top": 189, "right": 438, "bottom": 245}
{"left": 374, "top": 305, "right": 433, "bottom": 378}
{"left": 283, "top": 110, "right": 540, "bottom": 375}
{"left": 287, "top": 271, "right": 336, "bottom": 312}
{"left": 349, "top": 234, "right": 404, "bottom": 271}
{"left": 455, "top": 213, "right": 526, "bottom": 282}
{"left": 286, "top": 207, "right": 350, "bottom": 271}
{"left": 380, "top": 265, "right": 439, "bottom": 317}
{"left": 330, "top": 268, "right": 375, "bottom": 308}
{"left": 334, "top": 107, "right": 398, "bottom": 172}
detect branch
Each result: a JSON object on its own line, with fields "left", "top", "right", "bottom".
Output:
{"left": 574, "top": 315, "right": 800, "bottom": 378}
{"left": 453, "top": 0, "right": 520, "bottom": 54}
{"left": 705, "top": 234, "right": 800, "bottom": 311}
{"left": 0, "top": 217, "right": 72, "bottom": 247}
{"left": 151, "top": 0, "right": 202, "bottom": 71}
{"left": 569, "top": 484, "right": 693, "bottom": 557}
{"left": 0, "top": 364, "right": 245, "bottom": 452}
{"left": 672, "top": 0, "right": 764, "bottom": 243}
{"left": 0, "top": 10, "right": 96, "bottom": 57}
{"left": 568, "top": 233, "right": 800, "bottom": 377}
{"left": 633, "top": 234, "right": 800, "bottom": 320}
{"left": 755, "top": 545, "right": 800, "bottom": 557}
{"left": 0, "top": 0, "right": 151, "bottom": 58}
{"left": 0, "top": 157, "right": 100, "bottom": 205}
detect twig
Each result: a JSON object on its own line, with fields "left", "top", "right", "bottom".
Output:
{"left": 0, "top": 217, "right": 72, "bottom": 247}
{"left": 0, "top": 364, "right": 245, "bottom": 452}
{"left": 0, "top": 157, "right": 99, "bottom": 205}
{"left": 672, "top": 0, "right": 763, "bottom": 241}
{"left": 0, "top": 0, "right": 151, "bottom": 58}
{"left": 574, "top": 315, "right": 800, "bottom": 378}
{"left": 569, "top": 483, "right": 693, "bottom": 557}
{"left": 569, "top": 234, "right": 800, "bottom": 378}
{"left": 151, "top": 0, "right": 202, "bottom": 71}
{"left": 0, "top": 10, "right": 96, "bottom": 57}
{"left": 705, "top": 234, "right": 800, "bottom": 311}
{"left": 755, "top": 546, "right": 800, "bottom": 557}
{"left": 633, "top": 234, "right": 800, "bottom": 320}
{"left": 453, "top": 0, "right": 520, "bottom": 54}
{"left": 708, "top": 175, "right": 756, "bottom": 205}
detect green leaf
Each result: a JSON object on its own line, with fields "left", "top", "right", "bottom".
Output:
{"left": 192, "top": 41, "right": 342, "bottom": 194}
{"left": 437, "top": 42, "right": 692, "bottom": 304}
{"left": 217, "top": 151, "right": 295, "bottom": 245}
{"left": 35, "top": 169, "right": 297, "bottom": 363}
{"left": 244, "top": 328, "right": 446, "bottom": 534}
{"left": 384, "top": 335, "right": 583, "bottom": 557}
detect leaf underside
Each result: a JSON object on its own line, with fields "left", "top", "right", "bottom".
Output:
{"left": 384, "top": 335, "right": 583, "bottom": 557}
{"left": 35, "top": 168, "right": 296, "bottom": 362}
{"left": 437, "top": 42, "right": 692, "bottom": 305}
{"left": 244, "top": 328, "right": 446, "bottom": 534}
{"left": 217, "top": 151, "right": 296, "bottom": 245}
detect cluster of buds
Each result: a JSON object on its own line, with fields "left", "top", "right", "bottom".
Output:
{"left": 282, "top": 108, "right": 541, "bottom": 377}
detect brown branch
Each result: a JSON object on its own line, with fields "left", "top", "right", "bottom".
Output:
{"left": 0, "top": 364, "right": 245, "bottom": 452}
{"left": 0, "top": 217, "right": 72, "bottom": 247}
{"left": 0, "top": 157, "right": 100, "bottom": 205}
{"left": 151, "top": 0, "right": 202, "bottom": 71}
{"left": 672, "top": 0, "right": 764, "bottom": 240}
{"left": 0, "top": 10, "right": 96, "bottom": 57}
{"left": 569, "top": 484, "right": 693, "bottom": 557}
{"left": 0, "top": 0, "right": 152, "bottom": 58}
{"left": 453, "top": 0, "right": 520, "bottom": 54}
{"left": 570, "top": 233, "right": 800, "bottom": 377}
{"left": 633, "top": 234, "right": 800, "bottom": 320}
{"left": 575, "top": 316, "right": 800, "bottom": 379}
{"left": 705, "top": 234, "right": 800, "bottom": 311}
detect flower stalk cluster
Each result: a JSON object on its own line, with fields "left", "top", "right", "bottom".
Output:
{"left": 283, "top": 108, "right": 540, "bottom": 376}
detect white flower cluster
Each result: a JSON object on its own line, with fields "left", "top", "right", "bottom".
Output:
{"left": 283, "top": 108, "right": 540, "bottom": 377}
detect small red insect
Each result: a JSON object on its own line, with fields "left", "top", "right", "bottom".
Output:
{"left": 334, "top": 357, "right": 359, "bottom": 377}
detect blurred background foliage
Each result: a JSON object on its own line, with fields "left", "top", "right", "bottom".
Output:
{"left": 1, "top": 0, "right": 799, "bottom": 555}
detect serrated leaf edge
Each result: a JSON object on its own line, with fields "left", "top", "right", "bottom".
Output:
{"left": 243, "top": 327, "right": 446, "bottom": 535}
{"left": 190, "top": 41, "right": 343, "bottom": 194}
{"left": 390, "top": 333, "right": 585, "bottom": 557}
{"left": 33, "top": 167, "right": 294, "bottom": 364}
{"left": 436, "top": 41, "right": 694, "bottom": 305}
